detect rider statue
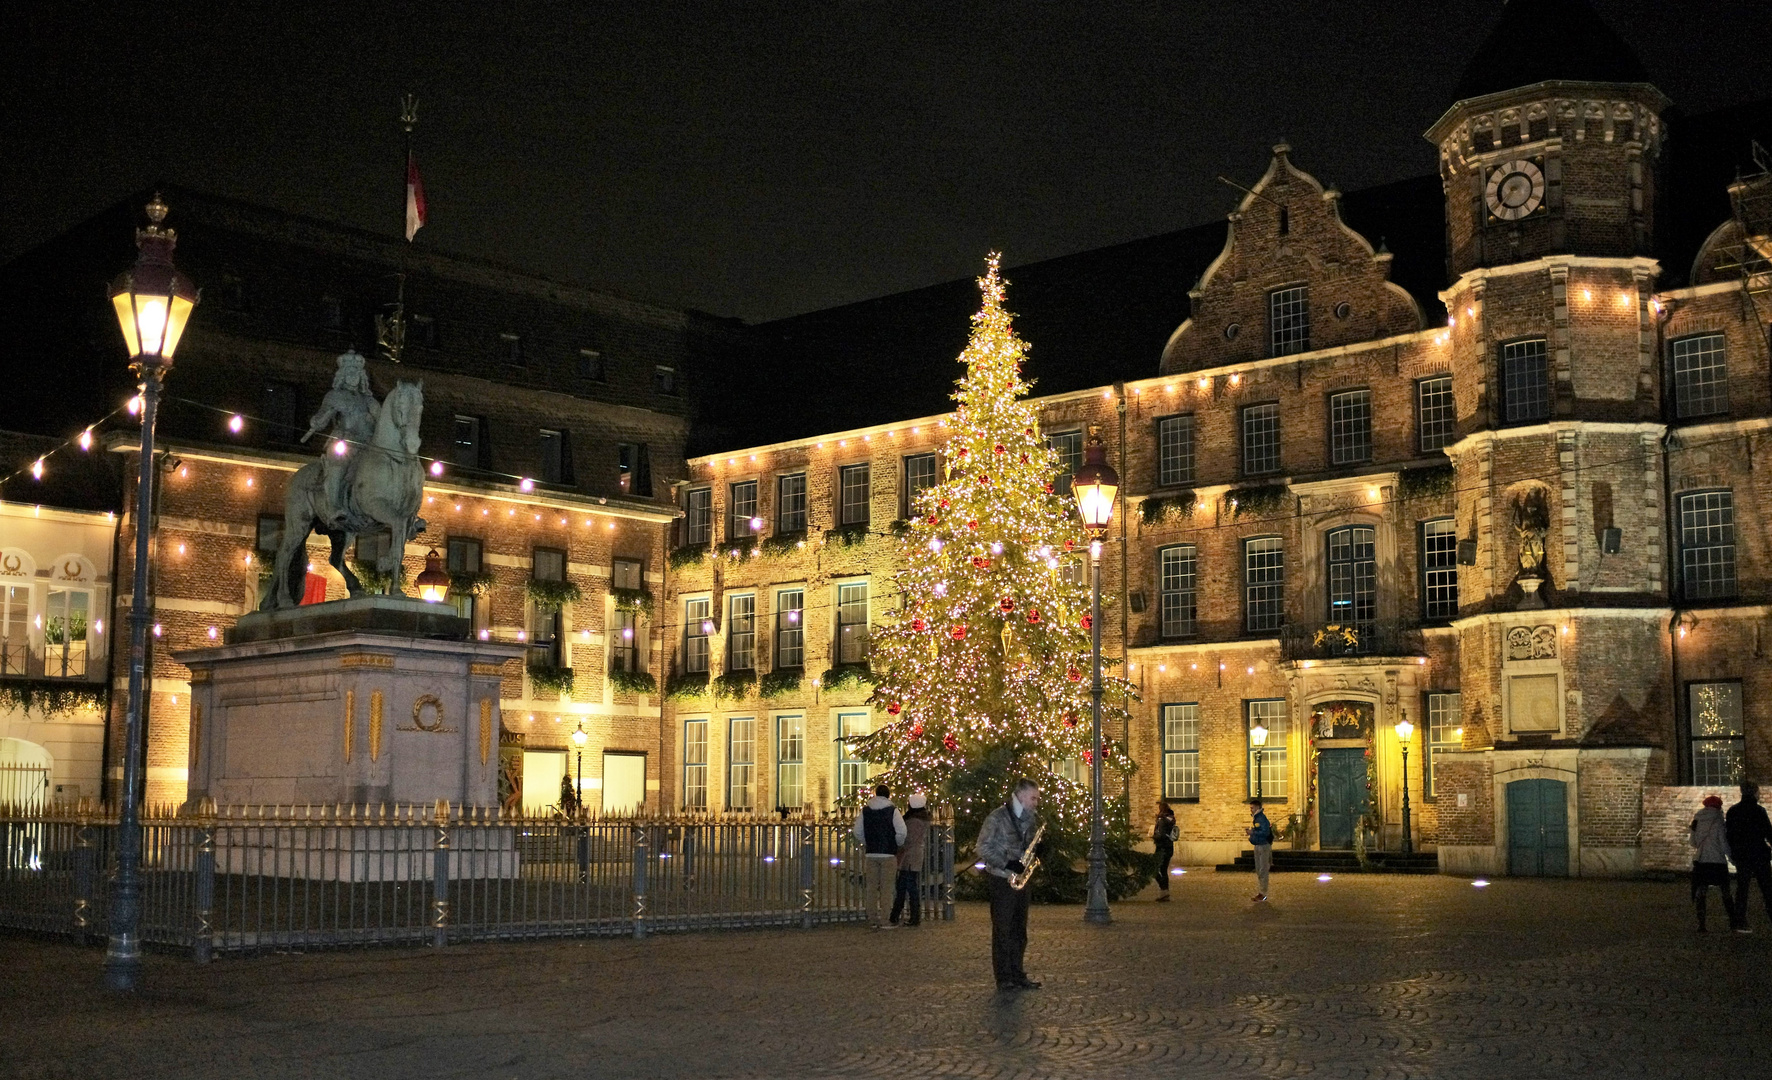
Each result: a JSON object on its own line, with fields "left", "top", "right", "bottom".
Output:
{"left": 302, "top": 350, "right": 380, "bottom": 529}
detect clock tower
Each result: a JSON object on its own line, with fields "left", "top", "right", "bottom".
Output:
{"left": 1427, "top": 0, "right": 1668, "bottom": 278}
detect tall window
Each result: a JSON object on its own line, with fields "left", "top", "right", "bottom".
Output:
{"left": 1328, "top": 389, "right": 1372, "bottom": 465}
{"left": 1241, "top": 403, "right": 1281, "bottom": 476}
{"left": 684, "top": 598, "right": 711, "bottom": 673}
{"left": 1269, "top": 284, "right": 1310, "bottom": 356}
{"left": 611, "top": 609, "right": 638, "bottom": 672}
{"left": 1325, "top": 525, "right": 1376, "bottom": 628}
{"left": 1425, "top": 691, "right": 1463, "bottom": 796}
{"left": 727, "top": 594, "right": 755, "bottom": 671}
{"left": 1672, "top": 333, "right": 1728, "bottom": 419}
{"left": 1416, "top": 375, "right": 1455, "bottom": 452}
{"left": 529, "top": 548, "right": 566, "bottom": 668}
{"left": 539, "top": 428, "right": 573, "bottom": 484}
{"left": 1421, "top": 518, "right": 1459, "bottom": 621}
{"left": 618, "top": 443, "right": 652, "bottom": 496}
{"left": 903, "top": 453, "right": 938, "bottom": 515}
{"left": 839, "top": 464, "right": 871, "bottom": 525}
{"left": 728, "top": 480, "right": 758, "bottom": 538}
{"left": 452, "top": 414, "right": 484, "bottom": 468}
{"left": 1689, "top": 681, "right": 1744, "bottom": 787}
{"left": 777, "top": 473, "right": 807, "bottom": 533}
{"left": 684, "top": 487, "right": 712, "bottom": 545}
{"left": 1244, "top": 537, "right": 1285, "bottom": 633}
{"left": 1679, "top": 490, "right": 1736, "bottom": 600}
{"left": 775, "top": 588, "right": 804, "bottom": 668}
{"left": 776, "top": 714, "right": 805, "bottom": 810}
{"left": 1158, "top": 545, "right": 1197, "bottom": 639}
{"left": 1246, "top": 699, "right": 1289, "bottom": 797}
{"left": 1156, "top": 415, "right": 1195, "bottom": 487}
{"left": 836, "top": 712, "right": 871, "bottom": 804}
{"left": 1047, "top": 430, "right": 1083, "bottom": 496}
{"left": 727, "top": 717, "right": 755, "bottom": 811}
{"left": 611, "top": 558, "right": 642, "bottom": 592}
{"left": 0, "top": 585, "right": 28, "bottom": 676}
{"left": 43, "top": 588, "right": 89, "bottom": 678}
{"left": 445, "top": 536, "right": 485, "bottom": 630}
{"left": 1162, "top": 703, "right": 1200, "bottom": 800}
{"left": 836, "top": 582, "right": 869, "bottom": 664}
{"left": 1500, "top": 338, "right": 1550, "bottom": 424}
{"left": 682, "top": 719, "right": 708, "bottom": 809}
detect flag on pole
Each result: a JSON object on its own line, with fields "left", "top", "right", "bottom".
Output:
{"left": 405, "top": 154, "right": 427, "bottom": 241}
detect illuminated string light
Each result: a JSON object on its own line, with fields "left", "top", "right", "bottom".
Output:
{"left": 228, "top": 414, "right": 244, "bottom": 433}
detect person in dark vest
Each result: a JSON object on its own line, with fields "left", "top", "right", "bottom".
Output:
{"left": 976, "top": 778, "right": 1045, "bottom": 991}
{"left": 852, "top": 782, "right": 906, "bottom": 929}
{"left": 891, "top": 793, "right": 931, "bottom": 927}
{"left": 1726, "top": 780, "right": 1772, "bottom": 933}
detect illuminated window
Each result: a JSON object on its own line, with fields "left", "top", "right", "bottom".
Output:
{"left": 1162, "top": 704, "right": 1200, "bottom": 800}
{"left": 1269, "top": 284, "right": 1309, "bottom": 356}
{"left": 727, "top": 717, "right": 755, "bottom": 811}
{"left": 1420, "top": 519, "right": 1458, "bottom": 621}
{"left": 777, "top": 473, "right": 807, "bottom": 533}
{"left": 1245, "top": 699, "right": 1288, "bottom": 798}
{"left": 684, "top": 598, "right": 711, "bottom": 674}
{"left": 1425, "top": 691, "right": 1462, "bottom": 796}
{"left": 727, "top": 594, "right": 755, "bottom": 671}
{"left": 839, "top": 464, "right": 870, "bottom": 526}
{"left": 1156, "top": 415, "right": 1194, "bottom": 487}
{"left": 1243, "top": 537, "right": 1285, "bottom": 633}
{"left": 1241, "top": 403, "right": 1281, "bottom": 476}
{"left": 682, "top": 719, "right": 708, "bottom": 810}
{"left": 1158, "top": 545, "right": 1196, "bottom": 639}
{"left": 1328, "top": 389, "right": 1372, "bottom": 465}
{"left": 776, "top": 714, "right": 805, "bottom": 811}
{"left": 1689, "top": 681, "right": 1744, "bottom": 787}
{"left": 684, "top": 487, "right": 712, "bottom": 545}
{"left": 775, "top": 589, "right": 804, "bottom": 669}
{"left": 1416, "top": 375, "right": 1455, "bottom": 452}
{"left": 728, "top": 480, "right": 758, "bottom": 538}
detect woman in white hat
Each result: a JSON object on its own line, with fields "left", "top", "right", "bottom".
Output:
{"left": 890, "top": 793, "right": 931, "bottom": 927}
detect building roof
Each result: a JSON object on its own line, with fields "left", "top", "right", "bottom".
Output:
{"left": 1451, "top": 0, "right": 1652, "bottom": 104}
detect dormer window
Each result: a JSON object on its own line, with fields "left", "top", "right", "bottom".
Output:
{"left": 1278, "top": 207, "right": 1290, "bottom": 236}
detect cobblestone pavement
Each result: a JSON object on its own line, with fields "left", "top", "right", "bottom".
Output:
{"left": 4, "top": 872, "right": 1770, "bottom": 1080}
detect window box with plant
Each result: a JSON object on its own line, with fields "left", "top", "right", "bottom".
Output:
{"left": 1225, "top": 483, "right": 1291, "bottom": 520}
{"left": 760, "top": 534, "right": 806, "bottom": 559}
{"left": 449, "top": 569, "right": 496, "bottom": 597}
{"left": 1397, "top": 463, "right": 1454, "bottom": 502}
{"left": 820, "top": 663, "right": 874, "bottom": 693}
{"left": 668, "top": 545, "right": 707, "bottom": 572}
{"left": 0, "top": 680, "right": 109, "bottom": 717}
{"left": 759, "top": 668, "right": 802, "bottom": 698}
{"left": 823, "top": 523, "right": 870, "bottom": 548}
{"left": 1139, "top": 492, "right": 1196, "bottom": 528}
{"left": 526, "top": 664, "right": 576, "bottom": 697}
{"left": 525, "top": 577, "right": 583, "bottom": 611}
{"left": 608, "top": 668, "right": 657, "bottom": 696}
{"left": 713, "top": 670, "right": 757, "bottom": 701}
{"left": 665, "top": 670, "right": 711, "bottom": 701}
{"left": 611, "top": 587, "right": 654, "bottom": 618}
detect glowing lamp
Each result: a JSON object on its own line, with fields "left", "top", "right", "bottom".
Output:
{"left": 1070, "top": 426, "right": 1119, "bottom": 534}
{"left": 109, "top": 196, "right": 199, "bottom": 365}
{"left": 571, "top": 723, "right": 588, "bottom": 749}
{"left": 415, "top": 548, "right": 450, "bottom": 603}
{"left": 1249, "top": 723, "right": 1269, "bottom": 748}
{"left": 1395, "top": 718, "right": 1415, "bottom": 743}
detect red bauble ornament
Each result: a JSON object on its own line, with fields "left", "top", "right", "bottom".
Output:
{"left": 1083, "top": 749, "right": 1094, "bottom": 765}
{"left": 1020, "top": 453, "right": 1029, "bottom": 463}
{"left": 1067, "top": 666, "right": 1083, "bottom": 682}
{"left": 1064, "top": 539, "right": 1075, "bottom": 551}
{"left": 1063, "top": 712, "right": 1078, "bottom": 728}
{"left": 1043, "top": 482, "right": 1054, "bottom": 494}
{"left": 927, "top": 514, "right": 940, "bottom": 526}
{"left": 943, "top": 732, "right": 959, "bottom": 752}
{"left": 967, "top": 519, "right": 979, "bottom": 530}
{"left": 978, "top": 474, "right": 991, "bottom": 485}
{"left": 950, "top": 624, "right": 967, "bottom": 640}
{"left": 887, "top": 701, "right": 902, "bottom": 715}
{"left": 998, "top": 597, "right": 1015, "bottom": 613}
{"left": 994, "top": 443, "right": 1006, "bottom": 454}
{"left": 910, "top": 724, "right": 924, "bottom": 739}
{"left": 971, "top": 556, "right": 992, "bottom": 570}
{"left": 1026, "top": 608, "right": 1041, "bottom": 625}
{"left": 939, "top": 498, "right": 950, "bottom": 509}
{"left": 956, "top": 448, "right": 968, "bottom": 458}
{"left": 1081, "top": 614, "right": 1093, "bottom": 630}
{"left": 1025, "top": 427, "right": 1035, "bottom": 436}
{"left": 911, "top": 617, "right": 928, "bottom": 632}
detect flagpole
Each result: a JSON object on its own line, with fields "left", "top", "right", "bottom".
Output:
{"left": 380, "top": 93, "right": 418, "bottom": 364}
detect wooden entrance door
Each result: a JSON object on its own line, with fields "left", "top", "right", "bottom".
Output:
{"left": 1317, "top": 748, "right": 1366, "bottom": 850}
{"left": 1507, "top": 778, "right": 1569, "bottom": 876}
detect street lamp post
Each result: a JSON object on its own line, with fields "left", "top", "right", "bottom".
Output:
{"left": 1395, "top": 716, "right": 1415, "bottom": 855}
{"left": 1070, "top": 426, "right": 1118, "bottom": 927}
{"left": 1249, "top": 722, "right": 1269, "bottom": 801}
{"left": 105, "top": 196, "right": 199, "bottom": 992}
{"left": 571, "top": 722, "right": 589, "bottom": 812}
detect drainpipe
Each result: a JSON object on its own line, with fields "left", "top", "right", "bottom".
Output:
{"left": 1654, "top": 300, "right": 1685, "bottom": 783}
{"left": 1115, "top": 383, "right": 1130, "bottom": 806}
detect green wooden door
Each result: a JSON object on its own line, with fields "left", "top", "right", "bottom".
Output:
{"left": 1506, "top": 778, "right": 1569, "bottom": 876}
{"left": 1317, "top": 748, "right": 1366, "bottom": 850}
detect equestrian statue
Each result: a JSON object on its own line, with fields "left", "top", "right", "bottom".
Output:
{"left": 261, "top": 350, "right": 428, "bottom": 609}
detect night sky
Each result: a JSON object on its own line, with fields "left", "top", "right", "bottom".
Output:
{"left": 3, "top": 2, "right": 1767, "bottom": 321}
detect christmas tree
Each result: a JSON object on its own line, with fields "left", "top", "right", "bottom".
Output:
{"left": 852, "top": 255, "right": 1146, "bottom": 900}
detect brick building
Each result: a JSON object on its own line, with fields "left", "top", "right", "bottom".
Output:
{"left": 657, "top": 2, "right": 1772, "bottom": 876}
{"left": 1, "top": 189, "right": 736, "bottom": 810}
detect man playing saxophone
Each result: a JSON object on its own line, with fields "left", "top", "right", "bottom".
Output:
{"left": 976, "top": 778, "right": 1047, "bottom": 992}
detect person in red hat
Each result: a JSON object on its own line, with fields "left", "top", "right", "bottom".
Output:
{"left": 1690, "top": 794, "right": 1734, "bottom": 932}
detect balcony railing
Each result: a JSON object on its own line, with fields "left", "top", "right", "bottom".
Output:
{"left": 1279, "top": 620, "right": 1426, "bottom": 662}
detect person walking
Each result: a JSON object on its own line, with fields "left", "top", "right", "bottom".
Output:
{"left": 1152, "top": 799, "right": 1178, "bottom": 902}
{"left": 976, "top": 778, "right": 1044, "bottom": 991}
{"left": 891, "top": 793, "right": 931, "bottom": 927}
{"left": 852, "top": 783, "right": 906, "bottom": 929}
{"left": 1726, "top": 781, "right": 1772, "bottom": 933}
{"left": 1690, "top": 794, "right": 1734, "bottom": 932}
{"left": 1248, "top": 798, "right": 1275, "bottom": 903}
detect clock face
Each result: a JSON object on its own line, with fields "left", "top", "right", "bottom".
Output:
{"left": 1486, "top": 159, "right": 1545, "bottom": 221}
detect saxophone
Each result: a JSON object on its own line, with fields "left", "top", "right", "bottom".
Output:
{"left": 1008, "top": 821, "right": 1046, "bottom": 891}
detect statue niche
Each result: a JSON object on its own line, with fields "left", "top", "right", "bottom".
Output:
{"left": 1511, "top": 485, "right": 1550, "bottom": 609}
{"left": 261, "top": 350, "right": 428, "bottom": 609}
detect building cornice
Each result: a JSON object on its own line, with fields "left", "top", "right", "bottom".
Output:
{"left": 1449, "top": 606, "right": 1672, "bottom": 631}
{"left": 1441, "top": 255, "right": 1662, "bottom": 300}
{"left": 0, "top": 502, "right": 116, "bottom": 528}
{"left": 1443, "top": 420, "right": 1665, "bottom": 459}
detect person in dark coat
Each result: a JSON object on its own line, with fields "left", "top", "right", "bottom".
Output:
{"left": 1152, "top": 799, "right": 1178, "bottom": 902}
{"left": 890, "top": 793, "right": 931, "bottom": 927}
{"left": 976, "top": 778, "right": 1044, "bottom": 991}
{"left": 1726, "top": 780, "right": 1772, "bottom": 933}
{"left": 1689, "top": 794, "right": 1734, "bottom": 932}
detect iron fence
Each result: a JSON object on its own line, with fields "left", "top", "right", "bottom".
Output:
{"left": 0, "top": 802, "right": 956, "bottom": 960}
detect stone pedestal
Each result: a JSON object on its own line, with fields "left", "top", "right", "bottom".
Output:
{"left": 177, "top": 597, "right": 525, "bottom": 810}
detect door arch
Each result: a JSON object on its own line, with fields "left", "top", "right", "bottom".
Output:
{"left": 0, "top": 737, "right": 53, "bottom": 807}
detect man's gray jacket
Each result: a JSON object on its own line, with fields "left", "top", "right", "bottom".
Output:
{"left": 976, "top": 799, "right": 1036, "bottom": 879}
